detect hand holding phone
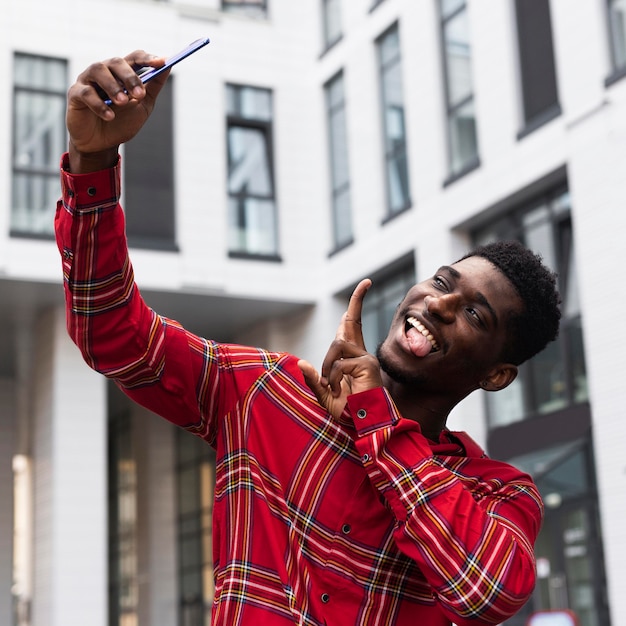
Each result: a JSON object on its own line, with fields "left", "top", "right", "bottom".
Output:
{"left": 100, "top": 37, "right": 210, "bottom": 105}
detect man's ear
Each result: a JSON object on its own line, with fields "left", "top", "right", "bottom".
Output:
{"left": 481, "top": 363, "right": 518, "bottom": 392}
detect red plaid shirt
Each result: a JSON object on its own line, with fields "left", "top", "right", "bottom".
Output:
{"left": 55, "top": 154, "right": 542, "bottom": 626}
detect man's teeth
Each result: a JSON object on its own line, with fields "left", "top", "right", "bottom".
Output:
{"left": 406, "top": 316, "right": 439, "bottom": 351}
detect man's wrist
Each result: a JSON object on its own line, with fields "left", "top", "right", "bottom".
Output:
{"left": 68, "top": 141, "right": 119, "bottom": 174}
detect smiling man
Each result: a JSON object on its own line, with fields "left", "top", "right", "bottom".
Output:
{"left": 56, "top": 51, "right": 561, "bottom": 626}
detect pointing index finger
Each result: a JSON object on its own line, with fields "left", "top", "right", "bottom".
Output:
{"left": 336, "top": 278, "right": 372, "bottom": 347}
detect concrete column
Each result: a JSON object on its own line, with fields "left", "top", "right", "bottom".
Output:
{"left": 134, "top": 405, "right": 178, "bottom": 626}
{"left": 567, "top": 96, "right": 626, "bottom": 625}
{"left": 31, "top": 307, "right": 107, "bottom": 626}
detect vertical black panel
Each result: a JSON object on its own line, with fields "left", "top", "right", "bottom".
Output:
{"left": 125, "top": 79, "right": 176, "bottom": 249}
{"left": 515, "top": 0, "right": 560, "bottom": 125}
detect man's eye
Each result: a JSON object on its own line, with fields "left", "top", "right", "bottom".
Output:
{"left": 467, "top": 307, "right": 483, "bottom": 325}
{"left": 433, "top": 276, "right": 448, "bottom": 290}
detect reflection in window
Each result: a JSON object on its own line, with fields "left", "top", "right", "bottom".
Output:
{"left": 514, "top": 0, "right": 560, "bottom": 133}
{"left": 226, "top": 84, "right": 278, "bottom": 257}
{"left": 11, "top": 53, "right": 67, "bottom": 237}
{"left": 473, "top": 187, "right": 588, "bottom": 426}
{"left": 222, "top": 0, "right": 267, "bottom": 18}
{"left": 108, "top": 413, "right": 139, "bottom": 626}
{"left": 177, "top": 429, "right": 216, "bottom": 626}
{"left": 325, "top": 72, "right": 353, "bottom": 250}
{"left": 608, "top": 0, "right": 626, "bottom": 72}
{"left": 508, "top": 441, "right": 609, "bottom": 626}
{"left": 360, "top": 263, "right": 415, "bottom": 353}
{"left": 439, "top": 0, "right": 479, "bottom": 177}
{"left": 322, "top": 0, "right": 342, "bottom": 49}
{"left": 377, "top": 24, "right": 411, "bottom": 217}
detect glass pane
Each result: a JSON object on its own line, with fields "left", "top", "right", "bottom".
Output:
{"left": 11, "top": 173, "right": 60, "bottom": 235}
{"left": 323, "top": 0, "right": 342, "bottom": 46}
{"left": 14, "top": 92, "right": 65, "bottom": 169}
{"left": 525, "top": 211, "right": 557, "bottom": 271}
{"left": 441, "top": 0, "right": 465, "bottom": 19}
{"left": 326, "top": 72, "right": 344, "bottom": 109}
{"left": 178, "top": 466, "right": 200, "bottom": 515}
{"left": 386, "top": 150, "right": 410, "bottom": 213}
{"left": 239, "top": 87, "right": 272, "bottom": 121}
{"left": 333, "top": 187, "right": 352, "bottom": 248}
{"left": 444, "top": 8, "right": 473, "bottom": 105}
{"left": 609, "top": 0, "right": 626, "bottom": 69}
{"left": 228, "top": 127, "right": 272, "bottom": 195}
{"left": 567, "top": 320, "right": 588, "bottom": 404}
{"left": 486, "top": 376, "right": 526, "bottom": 427}
{"left": 228, "top": 196, "right": 277, "bottom": 255}
{"left": 14, "top": 55, "right": 66, "bottom": 90}
{"left": 531, "top": 335, "right": 567, "bottom": 414}
{"left": 379, "top": 26, "right": 400, "bottom": 66}
{"left": 329, "top": 106, "right": 349, "bottom": 188}
{"left": 382, "top": 64, "right": 405, "bottom": 149}
{"left": 448, "top": 99, "right": 478, "bottom": 174}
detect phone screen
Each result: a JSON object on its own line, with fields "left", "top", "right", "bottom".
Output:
{"left": 100, "top": 37, "right": 210, "bottom": 105}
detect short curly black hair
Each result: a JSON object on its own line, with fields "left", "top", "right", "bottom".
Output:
{"left": 460, "top": 240, "right": 562, "bottom": 366}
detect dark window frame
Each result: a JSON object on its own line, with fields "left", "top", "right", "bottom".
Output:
{"left": 438, "top": 0, "right": 481, "bottom": 183}
{"left": 11, "top": 52, "right": 67, "bottom": 240}
{"left": 514, "top": 0, "right": 562, "bottom": 138}
{"left": 376, "top": 22, "right": 412, "bottom": 220}
{"left": 125, "top": 77, "right": 178, "bottom": 251}
{"left": 325, "top": 70, "right": 354, "bottom": 254}
{"left": 605, "top": 0, "right": 626, "bottom": 86}
{"left": 226, "top": 83, "right": 280, "bottom": 260}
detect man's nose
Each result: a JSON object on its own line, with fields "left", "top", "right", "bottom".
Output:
{"left": 424, "top": 293, "right": 459, "bottom": 323}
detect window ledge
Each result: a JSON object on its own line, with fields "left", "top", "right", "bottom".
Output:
{"left": 328, "top": 237, "right": 354, "bottom": 258}
{"left": 604, "top": 66, "right": 626, "bottom": 88}
{"left": 516, "top": 103, "right": 562, "bottom": 141}
{"left": 442, "top": 157, "right": 481, "bottom": 188}
{"left": 381, "top": 202, "right": 412, "bottom": 226}
{"left": 228, "top": 251, "right": 282, "bottom": 262}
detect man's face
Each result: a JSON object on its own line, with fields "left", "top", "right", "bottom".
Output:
{"left": 376, "top": 256, "right": 523, "bottom": 398}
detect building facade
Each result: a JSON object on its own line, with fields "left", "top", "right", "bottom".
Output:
{"left": 1, "top": 0, "right": 626, "bottom": 625}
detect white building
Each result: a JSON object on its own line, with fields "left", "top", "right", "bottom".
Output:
{"left": 1, "top": 0, "right": 625, "bottom": 625}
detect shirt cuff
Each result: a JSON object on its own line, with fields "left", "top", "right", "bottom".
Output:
{"left": 346, "top": 387, "right": 404, "bottom": 436}
{"left": 60, "top": 152, "right": 122, "bottom": 214}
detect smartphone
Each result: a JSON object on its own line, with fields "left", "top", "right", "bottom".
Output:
{"left": 100, "top": 36, "right": 210, "bottom": 105}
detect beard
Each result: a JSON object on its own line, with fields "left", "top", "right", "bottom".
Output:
{"left": 375, "top": 341, "right": 429, "bottom": 388}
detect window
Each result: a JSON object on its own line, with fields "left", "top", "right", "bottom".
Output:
{"left": 176, "top": 430, "right": 216, "bottom": 626}
{"left": 473, "top": 186, "right": 588, "bottom": 428}
{"left": 607, "top": 0, "right": 626, "bottom": 81}
{"left": 514, "top": 0, "right": 561, "bottom": 136}
{"left": 322, "top": 0, "right": 342, "bottom": 50}
{"left": 11, "top": 53, "right": 67, "bottom": 238}
{"left": 439, "top": 0, "right": 479, "bottom": 180}
{"left": 325, "top": 72, "right": 353, "bottom": 251}
{"left": 226, "top": 84, "right": 279, "bottom": 259}
{"left": 108, "top": 412, "right": 139, "bottom": 626}
{"left": 377, "top": 24, "right": 411, "bottom": 218}
{"left": 125, "top": 79, "right": 176, "bottom": 250}
{"left": 222, "top": 0, "right": 267, "bottom": 17}
{"left": 361, "top": 260, "right": 415, "bottom": 353}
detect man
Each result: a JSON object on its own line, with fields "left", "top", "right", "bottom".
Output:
{"left": 56, "top": 51, "right": 561, "bottom": 626}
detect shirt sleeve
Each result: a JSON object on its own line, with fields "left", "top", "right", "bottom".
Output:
{"left": 346, "top": 387, "right": 542, "bottom": 626}
{"left": 54, "top": 154, "right": 221, "bottom": 440}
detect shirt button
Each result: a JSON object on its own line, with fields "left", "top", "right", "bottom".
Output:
{"left": 356, "top": 408, "right": 367, "bottom": 419}
{"left": 87, "top": 186, "right": 97, "bottom": 196}
{"left": 341, "top": 523, "right": 351, "bottom": 534}
{"left": 321, "top": 593, "right": 330, "bottom": 603}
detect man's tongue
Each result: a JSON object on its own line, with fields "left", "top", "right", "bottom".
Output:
{"left": 406, "top": 327, "right": 433, "bottom": 357}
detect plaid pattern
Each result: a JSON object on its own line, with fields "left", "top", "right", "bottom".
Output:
{"left": 55, "top": 154, "right": 543, "bottom": 626}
